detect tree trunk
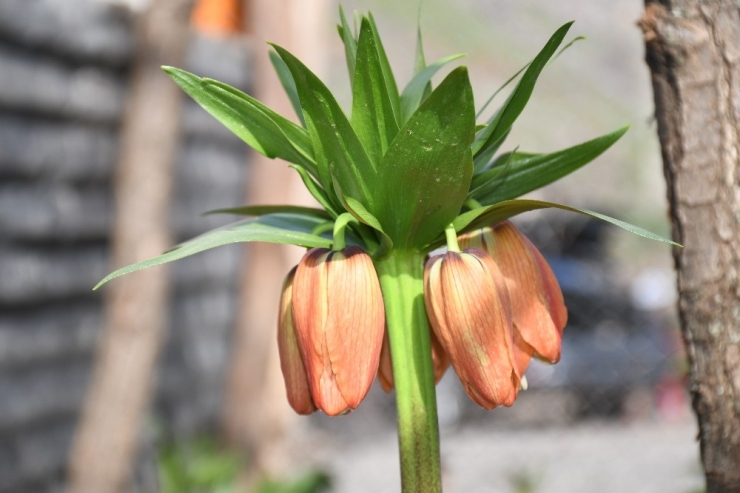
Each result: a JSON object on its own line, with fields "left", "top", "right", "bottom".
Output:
{"left": 67, "top": 1, "right": 193, "bottom": 491}
{"left": 641, "top": 2, "right": 740, "bottom": 491}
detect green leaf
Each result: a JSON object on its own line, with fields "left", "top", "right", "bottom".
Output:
{"left": 204, "top": 204, "right": 331, "bottom": 219}
{"left": 338, "top": 6, "right": 358, "bottom": 86}
{"left": 290, "top": 164, "right": 341, "bottom": 217}
{"left": 269, "top": 50, "right": 306, "bottom": 127}
{"left": 476, "top": 64, "right": 527, "bottom": 119}
{"left": 475, "top": 36, "right": 584, "bottom": 120}
{"left": 367, "top": 13, "right": 401, "bottom": 121}
{"left": 472, "top": 22, "right": 573, "bottom": 156}
{"left": 163, "top": 67, "right": 316, "bottom": 175}
{"left": 553, "top": 35, "right": 586, "bottom": 61}
{"left": 373, "top": 66, "right": 475, "bottom": 249}
{"left": 203, "top": 78, "right": 315, "bottom": 169}
{"left": 472, "top": 128, "right": 509, "bottom": 173}
{"left": 400, "top": 53, "right": 465, "bottom": 125}
{"left": 450, "top": 199, "right": 679, "bottom": 246}
{"left": 414, "top": 22, "right": 428, "bottom": 76}
{"left": 469, "top": 145, "right": 518, "bottom": 195}
{"left": 272, "top": 44, "right": 377, "bottom": 210}
{"left": 257, "top": 470, "right": 331, "bottom": 493}
{"left": 472, "top": 125, "right": 629, "bottom": 204}
{"left": 94, "top": 214, "right": 332, "bottom": 289}
{"left": 352, "top": 18, "right": 400, "bottom": 166}
{"left": 412, "top": 21, "right": 431, "bottom": 115}
{"left": 333, "top": 178, "right": 392, "bottom": 257}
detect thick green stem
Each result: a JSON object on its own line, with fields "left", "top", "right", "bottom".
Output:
{"left": 375, "top": 250, "right": 441, "bottom": 493}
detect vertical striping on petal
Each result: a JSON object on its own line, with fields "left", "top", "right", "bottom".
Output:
{"left": 424, "top": 249, "right": 519, "bottom": 409}
{"left": 327, "top": 247, "right": 385, "bottom": 409}
{"left": 277, "top": 267, "right": 316, "bottom": 415}
{"left": 459, "top": 221, "right": 567, "bottom": 367}
{"left": 291, "top": 246, "right": 384, "bottom": 416}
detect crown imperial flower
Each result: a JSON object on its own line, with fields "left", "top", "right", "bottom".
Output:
{"left": 92, "top": 7, "right": 679, "bottom": 489}
{"left": 458, "top": 221, "right": 567, "bottom": 374}
{"left": 424, "top": 248, "right": 521, "bottom": 409}
{"left": 291, "top": 246, "right": 385, "bottom": 416}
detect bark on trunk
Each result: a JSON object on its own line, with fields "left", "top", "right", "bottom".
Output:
{"left": 641, "top": 2, "right": 740, "bottom": 491}
{"left": 67, "top": 1, "right": 193, "bottom": 491}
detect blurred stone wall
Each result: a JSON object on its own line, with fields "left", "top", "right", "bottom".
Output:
{"left": 0, "top": 1, "right": 249, "bottom": 491}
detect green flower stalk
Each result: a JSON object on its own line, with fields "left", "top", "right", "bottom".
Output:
{"left": 95, "top": 8, "right": 678, "bottom": 492}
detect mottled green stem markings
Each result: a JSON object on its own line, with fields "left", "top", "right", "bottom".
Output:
{"left": 375, "top": 250, "right": 441, "bottom": 493}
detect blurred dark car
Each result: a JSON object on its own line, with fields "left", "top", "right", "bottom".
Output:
{"left": 517, "top": 215, "right": 679, "bottom": 416}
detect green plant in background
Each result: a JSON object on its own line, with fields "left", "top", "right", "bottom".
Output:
{"left": 256, "top": 471, "right": 331, "bottom": 493}
{"left": 508, "top": 467, "right": 543, "bottom": 493}
{"left": 157, "top": 436, "right": 330, "bottom": 493}
{"left": 97, "top": 8, "right": 676, "bottom": 492}
{"left": 158, "top": 437, "right": 240, "bottom": 493}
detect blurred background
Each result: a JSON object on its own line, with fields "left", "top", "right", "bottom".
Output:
{"left": 0, "top": 0, "right": 700, "bottom": 492}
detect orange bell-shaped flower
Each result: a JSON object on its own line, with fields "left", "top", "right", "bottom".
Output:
{"left": 291, "top": 246, "right": 385, "bottom": 416}
{"left": 458, "top": 221, "right": 567, "bottom": 375}
{"left": 424, "top": 248, "right": 520, "bottom": 409}
{"left": 277, "top": 267, "right": 316, "bottom": 415}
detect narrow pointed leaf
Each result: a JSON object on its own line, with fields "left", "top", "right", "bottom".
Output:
{"left": 367, "top": 13, "right": 401, "bottom": 121}
{"left": 338, "top": 6, "right": 358, "bottom": 86}
{"left": 94, "top": 214, "right": 333, "bottom": 289}
{"left": 164, "top": 67, "right": 316, "bottom": 175}
{"left": 414, "top": 22, "right": 428, "bottom": 75}
{"left": 476, "top": 64, "right": 527, "bottom": 119}
{"left": 269, "top": 50, "right": 306, "bottom": 127}
{"left": 333, "top": 178, "right": 392, "bottom": 257}
{"left": 272, "top": 44, "right": 376, "bottom": 209}
{"left": 203, "top": 78, "right": 315, "bottom": 168}
{"left": 400, "top": 53, "right": 465, "bottom": 124}
{"left": 472, "top": 125, "right": 629, "bottom": 204}
{"left": 204, "top": 204, "right": 331, "bottom": 219}
{"left": 469, "top": 146, "right": 518, "bottom": 194}
{"left": 473, "top": 129, "right": 509, "bottom": 173}
{"left": 413, "top": 21, "right": 434, "bottom": 115}
{"left": 352, "top": 18, "right": 400, "bottom": 166}
{"left": 290, "top": 164, "right": 341, "bottom": 217}
{"left": 449, "top": 199, "right": 679, "bottom": 246}
{"left": 374, "top": 67, "right": 475, "bottom": 249}
{"left": 472, "top": 22, "right": 573, "bottom": 156}
{"left": 475, "top": 36, "right": 584, "bottom": 120}
{"left": 553, "top": 35, "right": 586, "bottom": 61}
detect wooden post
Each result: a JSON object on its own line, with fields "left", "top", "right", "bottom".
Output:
{"left": 67, "top": 1, "right": 194, "bottom": 491}
{"left": 641, "top": 2, "right": 740, "bottom": 491}
{"left": 222, "top": 0, "right": 329, "bottom": 477}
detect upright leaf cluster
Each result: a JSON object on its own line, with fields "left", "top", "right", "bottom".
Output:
{"left": 96, "top": 10, "right": 676, "bottom": 289}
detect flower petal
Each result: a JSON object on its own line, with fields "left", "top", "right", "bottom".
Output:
{"left": 277, "top": 267, "right": 316, "bottom": 415}
{"left": 325, "top": 246, "right": 385, "bottom": 409}
{"left": 425, "top": 250, "right": 519, "bottom": 409}
{"left": 292, "top": 246, "right": 384, "bottom": 416}
{"left": 460, "top": 222, "right": 566, "bottom": 365}
{"left": 293, "top": 248, "right": 349, "bottom": 415}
